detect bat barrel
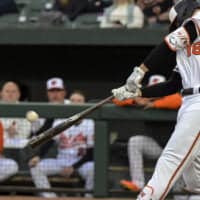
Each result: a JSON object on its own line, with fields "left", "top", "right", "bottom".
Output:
{"left": 28, "top": 119, "right": 76, "bottom": 148}
{"left": 28, "top": 95, "right": 114, "bottom": 149}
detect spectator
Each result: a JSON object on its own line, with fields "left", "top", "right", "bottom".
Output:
{"left": 1, "top": 81, "right": 20, "bottom": 103}
{"left": 0, "top": 121, "right": 18, "bottom": 181}
{"left": 29, "top": 77, "right": 70, "bottom": 167}
{"left": 0, "top": 81, "right": 31, "bottom": 145}
{"left": 29, "top": 77, "right": 70, "bottom": 187}
{"left": 70, "top": 90, "right": 86, "bottom": 103}
{"left": 137, "top": 0, "right": 173, "bottom": 27}
{"left": 0, "top": 0, "right": 18, "bottom": 16}
{"left": 31, "top": 77, "right": 70, "bottom": 134}
{"left": 100, "top": 0, "right": 144, "bottom": 28}
{"left": 29, "top": 89, "right": 94, "bottom": 198}
{"left": 113, "top": 75, "right": 182, "bottom": 192}
{"left": 46, "top": 77, "right": 70, "bottom": 104}
{"left": 52, "top": 0, "right": 110, "bottom": 21}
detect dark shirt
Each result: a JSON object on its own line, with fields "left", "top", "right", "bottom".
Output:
{"left": 0, "top": 0, "right": 18, "bottom": 15}
{"left": 30, "top": 118, "right": 55, "bottom": 158}
{"left": 54, "top": 0, "right": 111, "bottom": 21}
{"left": 143, "top": 0, "right": 173, "bottom": 23}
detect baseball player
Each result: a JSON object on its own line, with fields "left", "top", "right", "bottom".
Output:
{"left": 0, "top": 120, "right": 18, "bottom": 182}
{"left": 30, "top": 91, "right": 94, "bottom": 198}
{"left": 112, "top": 0, "right": 200, "bottom": 199}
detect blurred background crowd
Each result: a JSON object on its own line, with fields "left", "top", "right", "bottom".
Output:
{"left": 0, "top": 0, "right": 179, "bottom": 28}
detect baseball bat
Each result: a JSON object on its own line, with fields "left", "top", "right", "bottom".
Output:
{"left": 28, "top": 95, "right": 114, "bottom": 149}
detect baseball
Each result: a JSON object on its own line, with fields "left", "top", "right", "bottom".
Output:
{"left": 26, "top": 110, "right": 39, "bottom": 122}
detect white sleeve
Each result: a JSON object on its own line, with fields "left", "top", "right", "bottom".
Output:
{"left": 164, "top": 11, "right": 200, "bottom": 51}
{"left": 164, "top": 26, "right": 190, "bottom": 51}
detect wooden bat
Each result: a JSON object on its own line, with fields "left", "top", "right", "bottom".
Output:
{"left": 28, "top": 95, "right": 114, "bottom": 149}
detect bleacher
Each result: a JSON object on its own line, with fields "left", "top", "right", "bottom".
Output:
{"left": 0, "top": 0, "right": 169, "bottom": 46}
{"left": 0, "top": 0, "right": 100, "bottom": 27}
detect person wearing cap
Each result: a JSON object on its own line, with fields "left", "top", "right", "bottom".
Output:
{"left": 28, "top": 77, "right": 70, "bottom": 188}
{"left": 46, "top": 77, "right": 70, "bottom": 104}
{"left": 30, "top": 77, "right": 70, "bottom": 134}
{"left": 112, "top": 75, "right": 182, "bottom": 192}
{"left": 29, "top": 89, "right": 94, "bottom": 198}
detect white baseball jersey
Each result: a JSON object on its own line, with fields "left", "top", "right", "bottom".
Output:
{"left": 137, "top": 10, "right": 200, "bottom": 200}
{"left": 52, "top": 119, "right": 94, "bottom": 167}
{"left": 175, "top": 11, "right": 200, "bottom": 114}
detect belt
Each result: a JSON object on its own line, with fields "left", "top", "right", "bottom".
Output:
{"left": 181, "top": 87, "right": 200, "bottom": 96}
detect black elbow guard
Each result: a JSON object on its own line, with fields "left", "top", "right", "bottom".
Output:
{"left": 143, "top": 42, "right": 176, "bottom": 73}
{"left": 183, "top": 20, "right": 198, "bottom": 43}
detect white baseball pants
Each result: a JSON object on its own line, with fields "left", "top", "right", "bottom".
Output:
{"left": 30, "top": 158, "right": 94, "bottom": 198}
{"left": 137, "top": 111, "right": 200, "bottom": 200}
{"left": 0, "top": 158, "right": 18, "bottom": 181}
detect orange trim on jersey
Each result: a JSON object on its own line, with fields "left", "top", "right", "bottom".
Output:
{"left": 146, "top": 185, "right": 154, "bottom": 196}
{"left": 159, "top": 131, "right": 200, "bottom": 200}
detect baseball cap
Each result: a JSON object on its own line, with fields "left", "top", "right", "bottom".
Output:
{"left": 46, "top": 77, "right": 65, "bottom": 90}
{"left": 148, "top": 75, "right": 166, "bottom": 86}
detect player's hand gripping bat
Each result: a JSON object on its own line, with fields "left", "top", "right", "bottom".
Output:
{"left": 27, "top": 95, "right": 114, "bottom": 149}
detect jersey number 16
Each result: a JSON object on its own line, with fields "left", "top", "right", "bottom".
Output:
{"left": 187, "top": 42, "right": 200, "bottom": 57}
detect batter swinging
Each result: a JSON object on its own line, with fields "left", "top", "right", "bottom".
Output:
{"left": 112, "top": 0, "right": 200, "bottom": 199}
